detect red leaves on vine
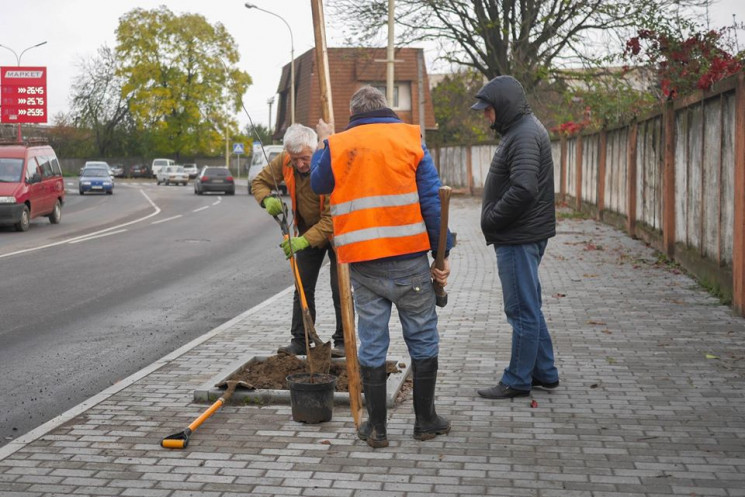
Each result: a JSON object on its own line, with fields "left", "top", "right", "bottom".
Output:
{"left": 624, "top": 28, "right": 743, "bottom": 99}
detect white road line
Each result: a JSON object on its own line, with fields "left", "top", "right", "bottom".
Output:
{"left": 212, "top": 198, "right": 221, "bottom": 206}
{"left": 192, "top": 206, "right": 210, "bottom": 213}
{"left": 68, "top": 229, "right": 128, "bottom": 244}
{"left": 151, "top": 214, "right": 182, "bottom": 225}
{"left": 0, "top": 189, "right": 161, "bottom": 259}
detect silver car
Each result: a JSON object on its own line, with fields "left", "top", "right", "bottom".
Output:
{"left": 156, "top": 165, "right": 189, "bottom": 186}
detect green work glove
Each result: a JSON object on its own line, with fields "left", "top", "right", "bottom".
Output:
{"left": 263, "top": 196, "right": 283, "bottom": 216}
{"left": 280, "top": 236, "right": 310, "bottom": 258}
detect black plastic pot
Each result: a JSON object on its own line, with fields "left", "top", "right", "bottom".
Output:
{"left": 286, "top": 373, "right": 337, "bottom": 424}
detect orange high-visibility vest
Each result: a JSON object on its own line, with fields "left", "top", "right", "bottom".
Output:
{"left": 281, "top": 153, "right": 324, "bottom": 227}
{"left": 327, "top": 123, "right": 430, "bottom": 263}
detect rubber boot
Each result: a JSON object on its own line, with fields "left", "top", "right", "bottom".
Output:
{"left": 357, "top": 364, "right": 388, "bottom": 448}
{"left": 412, "top": 357, "right": 451, "bottom": 441}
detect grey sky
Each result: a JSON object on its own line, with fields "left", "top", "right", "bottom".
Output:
{"left": 0, "top": 0, "right": 742, "bottom": 130}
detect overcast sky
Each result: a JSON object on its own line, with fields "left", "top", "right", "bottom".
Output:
{"left": 1, "top": 0, "right": 743, "bottom": 130}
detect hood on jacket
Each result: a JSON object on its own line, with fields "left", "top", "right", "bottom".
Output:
{"left": 471, "top": 75, "right": 532, "bottom": 134}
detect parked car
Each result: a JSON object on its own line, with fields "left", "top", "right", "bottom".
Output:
{"left": 110, "top": 164, "right": 125, "bottom": 178}
{"left": 128, "top": 164, "right": 149, "bottom": 178}
{"left": 182, "top": 163, "right": 198, "bottom": 179}
{"left": 79, "top": 168, "right": 114, "bottom": 195}
{"left": 194, "top": 166, "right": 235, "bottom": 195}
{"left": 151, "top": 158, "right": 175, "bottom": 178}
{"left": 247, "top": 145, "right": 286, "bottom": 194}
{"left": 156, "top": 165, "right": 189, "bottom": 186}
{"left": 0, "top": 139, "right": 65, "bottom": 232}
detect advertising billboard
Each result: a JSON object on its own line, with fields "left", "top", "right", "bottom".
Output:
{"left": 0, "top": 66, "right": 47, "bottom": 124}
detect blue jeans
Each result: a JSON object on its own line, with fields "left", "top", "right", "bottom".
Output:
{"left": 495, "top": 240, "right": 559, "bottom": 391}
{"left": 350, "top": 254, "right": 439, "bottom": 367}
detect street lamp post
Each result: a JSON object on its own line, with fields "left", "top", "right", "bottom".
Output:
{"left": 267, "top": 96, "right": 275, "bottom": 132}
{"left": 245, "top": 3, "right": 295, "bottom": 125}
{"left": 0, "top": 41, "right": 47, "bottom": 141}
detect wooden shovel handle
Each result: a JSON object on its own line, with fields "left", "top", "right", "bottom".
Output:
{"left": 434, "top": 186, "right": 451, "bottom": 306}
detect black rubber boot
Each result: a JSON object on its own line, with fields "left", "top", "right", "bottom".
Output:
{"left": 412, "top": 357, "right": 451, "bottom": 441}
{"left": 357, "top": 364, "right": 388, "bottom": 448}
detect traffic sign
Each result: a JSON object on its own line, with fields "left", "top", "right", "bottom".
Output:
{"left": 232, "top": 143, "right": 245, "bottom": 154}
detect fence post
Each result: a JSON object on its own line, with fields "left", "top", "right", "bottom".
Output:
{"left": 560, "top": 136, "right": 567, "bottom": 203}
{"left": 626, "top": 122, "right": 638, "bottom": 237}
{"left": 575, "top": 134, "right": 583, "bottom": 211}
{"left": 597, "top": 129, "right": 607, "bottom": 220}
{"left": 662, "top": 101, "right": 676, "bottom": 258}
{"left": 466, "top": 145, "right": 474, "bottom": 195}
{"left": 733, "top": 73, "right": 745, "bottom": 316}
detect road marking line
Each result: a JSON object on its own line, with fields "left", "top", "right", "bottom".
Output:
{"left": 68, "top": 229, "right": 128, "bottom": 244}
{"left": 0, "top": 190, "right": 161, "bottom": 259}
{"left": 151, "top": 214, "right": 182, "bottom": 225}
{"left": 193, "top": 206, "right": 210, "bottom": 212}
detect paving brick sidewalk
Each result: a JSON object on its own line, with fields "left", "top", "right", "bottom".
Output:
{"left": 2, "top": 195, "right": 745, "bottom": 497}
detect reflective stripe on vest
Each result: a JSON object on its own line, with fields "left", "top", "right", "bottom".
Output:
{"left": 327, "top": 122, "right": 429, "bottom": 263}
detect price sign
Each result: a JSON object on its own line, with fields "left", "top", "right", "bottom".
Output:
{"left": 1, "top": 66, "right": 48, "bottom": 124}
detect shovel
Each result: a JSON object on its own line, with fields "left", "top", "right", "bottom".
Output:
{"left": 287, "top": 249, "right": 332, "bottom": 375}
{"left": 273, "top": 208, "right": 332, "bottom": 376}
{"left": 160, "top": 379, "right": 252, "bottom": 449}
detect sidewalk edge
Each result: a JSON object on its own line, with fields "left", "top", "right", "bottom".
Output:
{"left": 0, "top": 285, "right": 294, "bottom": 461}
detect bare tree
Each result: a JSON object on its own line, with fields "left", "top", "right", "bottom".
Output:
{"left": 69, "top": 46, "right": 131, "bottom": 156}
{"left": 330, "top": 0, "right": 711, "bottom": 92}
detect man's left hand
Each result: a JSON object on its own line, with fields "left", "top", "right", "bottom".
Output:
{"left": 280, "top": 236, "right": 310, "bottom": 258}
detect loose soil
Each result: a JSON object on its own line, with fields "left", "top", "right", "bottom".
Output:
{"left": 226, "top": 354, "right": 402, "bottom": 392}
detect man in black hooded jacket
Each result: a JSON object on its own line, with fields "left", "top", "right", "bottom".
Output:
{"left": 471, "top": 76, "right": 560, "bottom": 399}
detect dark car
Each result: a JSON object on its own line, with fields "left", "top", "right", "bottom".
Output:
{"left": 128, "top": 165, "right": 149, "bottom": 178}
{"left": 194, "top": 167, "right": 235, "bottom": 195}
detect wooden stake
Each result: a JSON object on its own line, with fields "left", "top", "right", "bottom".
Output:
{"left": 310, "top": 0, "right": 362, "bottom": 425}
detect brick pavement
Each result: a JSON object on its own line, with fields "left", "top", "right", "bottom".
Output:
{"left": 2, "top": 195, "right": 745, "bottom": 497}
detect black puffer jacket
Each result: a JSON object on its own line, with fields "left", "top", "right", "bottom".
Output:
{"left": 477, "top": 76, "right": 556, "bottom": 246}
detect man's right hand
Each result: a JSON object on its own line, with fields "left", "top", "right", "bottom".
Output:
{"left": 315, "top": 118, "right": 333, "bottom": 144}
{"left": 263, "top": 196, "right": 283, "bottom": 216}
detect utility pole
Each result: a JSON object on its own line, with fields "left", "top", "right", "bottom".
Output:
{"left": 386, "top": 0, "right": 395, "bottom": 106}
{"left": 267, "top": 96, "right": 275, "bottom": 132}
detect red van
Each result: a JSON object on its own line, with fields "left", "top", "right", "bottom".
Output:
{"left": 0, "top": 139, "right": 65, "bottom": 232}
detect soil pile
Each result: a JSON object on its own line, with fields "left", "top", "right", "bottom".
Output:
{"left": 228, "top": 354, "right": 401, "bottom": 392}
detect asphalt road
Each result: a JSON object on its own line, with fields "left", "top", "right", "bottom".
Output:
{"left": 0, "top": 178, "right": 297, "bottom": 448}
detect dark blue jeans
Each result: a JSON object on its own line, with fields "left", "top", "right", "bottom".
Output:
{"left": 495, "top": 240, "right": 559, "bottom": 390}
{"left": 290, "top": 245, "right": 343, "bottom": 345}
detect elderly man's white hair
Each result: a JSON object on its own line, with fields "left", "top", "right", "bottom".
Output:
{"left": 350, "top": 85, "right": 388, "bottom": 114}
{"left": 282, "top": 124, "right": 318, "bottom": 154}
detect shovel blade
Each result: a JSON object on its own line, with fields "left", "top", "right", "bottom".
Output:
{"left": 307, "top": 340, "right": 332, "bottom": 374}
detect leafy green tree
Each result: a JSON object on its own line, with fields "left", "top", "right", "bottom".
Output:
{"left": 429, "top": 70, "right": 490, "bottom": 146}
{"left": 115, "top": 6, "right": 252, "bottom": 159}
{"left": 243, "top": 122, "right": 274, "bottom": 147}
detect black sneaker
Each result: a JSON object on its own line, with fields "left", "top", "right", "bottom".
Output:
{"left": 331, "top": 342, "right": 345, "bottom": 358}
{"left": 476, "top": 382, "right": 529, "bottom": 399}
{"left": 277, "top": 341, "right": 307, "bottom": 355}
{"left": 532, "top": 378, "right": 560, "bottom": 390}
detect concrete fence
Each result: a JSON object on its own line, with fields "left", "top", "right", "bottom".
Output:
{"left": 430, "top": 72, "right": 745, "bottom": 316}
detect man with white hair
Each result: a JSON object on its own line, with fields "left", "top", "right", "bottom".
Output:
{"left": 251, "top": 124, "right": 344, "bottom": 357}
